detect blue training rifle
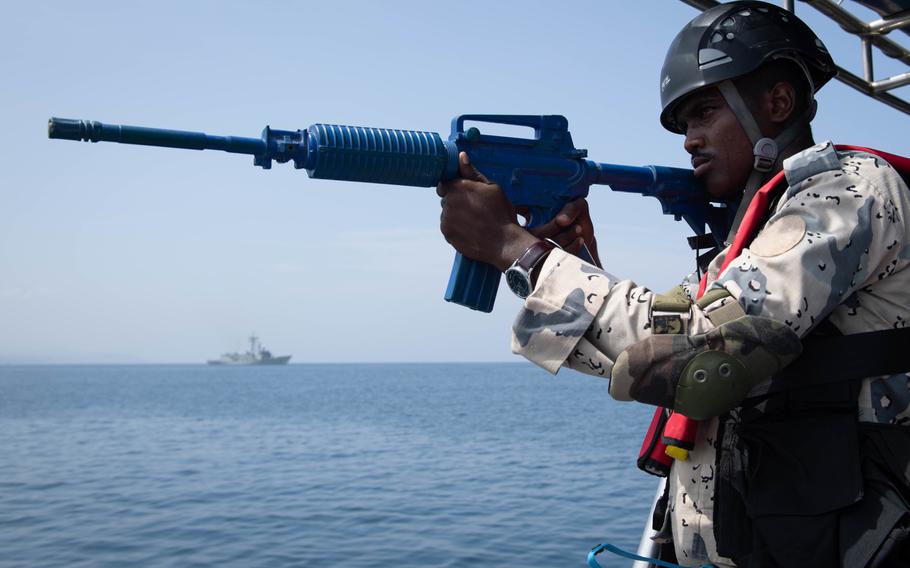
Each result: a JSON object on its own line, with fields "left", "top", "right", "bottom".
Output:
{"left": 47, "top": 114, "right": 732, "bottom": 312}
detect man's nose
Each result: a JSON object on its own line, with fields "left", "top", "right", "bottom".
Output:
{"left": 684, "top": 129, "right": 704, "bottom": 155}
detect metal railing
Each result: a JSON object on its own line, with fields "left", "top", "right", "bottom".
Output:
{"left": 679, "top": 0, "right": 910, "bottom": 116}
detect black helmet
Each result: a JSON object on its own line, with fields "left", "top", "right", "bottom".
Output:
{"left": 659, "top": 1, "right": 837, "bottom": 133}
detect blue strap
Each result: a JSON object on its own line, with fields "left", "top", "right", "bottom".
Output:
{"left": 587, "top": 542, "right": 716, "bottom": 568}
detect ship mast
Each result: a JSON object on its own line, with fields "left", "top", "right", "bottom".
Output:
{"left": 249, "top": 333, "right": 260, "bottom": 355}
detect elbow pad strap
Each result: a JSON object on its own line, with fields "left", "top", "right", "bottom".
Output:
{"left": 611, "top": 316, "right": 803, "bottom": 419}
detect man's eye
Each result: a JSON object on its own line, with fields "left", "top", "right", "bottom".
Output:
{"left": 698, "top": 106, "right": 715, "bottom": 119}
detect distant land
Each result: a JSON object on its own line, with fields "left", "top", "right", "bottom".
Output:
{"left": 0, "top": 352, "right": 148, "bottom": 365}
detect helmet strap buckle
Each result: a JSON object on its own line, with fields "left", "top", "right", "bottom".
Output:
{"left": 753, "top": 137, "right": 778, "bottom": 172}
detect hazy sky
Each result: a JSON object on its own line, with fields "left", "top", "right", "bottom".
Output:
{"left": 2, "top": 1, "right": 908, "bottom": 363}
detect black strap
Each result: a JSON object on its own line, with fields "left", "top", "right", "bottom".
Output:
{"left": 760, "top": 327, "right": 910, "bottom": 395}
{"left": 696, "top": 247, "right": 720, "bottom": 274}
{"left": 687, "top": 233, "right": 717, "bottom": 250}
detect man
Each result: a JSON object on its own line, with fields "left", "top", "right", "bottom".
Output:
{"left": 438, "top": 2, "right": 910, "bottom": 566}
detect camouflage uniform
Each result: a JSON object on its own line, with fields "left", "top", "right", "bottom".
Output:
{"left": 512, "top": 142, "right": 910, "bottom": 566}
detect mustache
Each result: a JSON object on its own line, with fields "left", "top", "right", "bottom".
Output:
{"left": 690, "top": 152, "right": 714, "bottom": 167}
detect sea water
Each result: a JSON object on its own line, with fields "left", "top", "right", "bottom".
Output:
{"left": 0, "top": 364, "right": 656, "bottom": 567}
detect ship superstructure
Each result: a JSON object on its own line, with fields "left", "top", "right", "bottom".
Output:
{"left": 207, "top": 334, "right": 291, "bottom": 365}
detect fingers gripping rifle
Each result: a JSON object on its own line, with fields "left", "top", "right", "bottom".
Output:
{"left": 48, "top": 115, "right": 732, "bottom": 312}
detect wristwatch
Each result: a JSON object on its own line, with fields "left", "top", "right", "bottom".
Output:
{"left": 505, "top": 240, "right": 558, "bottom": 299}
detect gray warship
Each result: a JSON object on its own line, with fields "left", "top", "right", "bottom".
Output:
{"left": 207, "top": 334, "right": 291, "bottom": 365}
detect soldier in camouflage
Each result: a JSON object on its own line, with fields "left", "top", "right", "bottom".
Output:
{"left": 438, "top": 2, "right": 909, "bottom": 566}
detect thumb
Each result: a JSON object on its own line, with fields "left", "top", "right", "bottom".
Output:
{"left": 458, "top": 152, "right": 491, "bottom": 183}
{"left": 554, "top": 199, "right": 585, "bottom": 227}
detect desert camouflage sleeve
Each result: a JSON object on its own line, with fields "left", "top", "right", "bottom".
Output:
{"left": 512, "top": 144, "right": 910, "bottom": 396}
{"left": 510, "top": 248, "right": 715, "bottom": 378}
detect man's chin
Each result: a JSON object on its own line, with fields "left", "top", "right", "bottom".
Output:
{"left": 705, "top": 184, "right": 722, "bottom": 199}
{"left": 695, "top": 164, "right": 725, "bottom": 198}
{"left": 699, "top": 173, "right": 738, "bottom": 201}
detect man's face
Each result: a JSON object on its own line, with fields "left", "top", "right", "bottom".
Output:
{"left": 673, "top": 88, "right": 754, "bottom": 201}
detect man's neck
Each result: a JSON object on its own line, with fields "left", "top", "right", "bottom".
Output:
{"left": 772, "top": 127, "right": 815, "bottom": 173}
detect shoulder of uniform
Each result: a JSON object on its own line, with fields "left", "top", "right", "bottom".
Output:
{"left": 778, "top": 142, "right": 910, "bottom": 224}
{"left": 782, "top": 140, "right": 841, "bottom": 187}
{"left": 782, "top": 141, "right": 907, "bottom": 196}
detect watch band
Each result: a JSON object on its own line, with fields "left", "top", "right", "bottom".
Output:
{"left": 514, "top": 240, "right": 557, "bottom": 273}
{"left": 505, "top": 240, "right": 561, "bottom": 299}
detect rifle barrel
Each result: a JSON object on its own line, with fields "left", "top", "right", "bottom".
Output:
{"left": 48, "top": 117, "right": 265, "bottom": 155}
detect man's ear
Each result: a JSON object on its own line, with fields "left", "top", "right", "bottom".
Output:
{"left": 767, "top": 81, "right": 797, "bottom": 125}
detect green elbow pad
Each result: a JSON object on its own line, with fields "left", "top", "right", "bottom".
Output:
{"left": 675, "top": 350, "right": 753, "bottom": 420}
{"left": 610, "top": 316, "right": 803, "bottom": 419}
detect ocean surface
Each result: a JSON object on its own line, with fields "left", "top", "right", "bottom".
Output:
{"left": 0, "top": 364, "right": 658, "bottom": 567}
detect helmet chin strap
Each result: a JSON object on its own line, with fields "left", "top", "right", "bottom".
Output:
{"left": 716, "top": 80, "right": 811, "bottom": 245}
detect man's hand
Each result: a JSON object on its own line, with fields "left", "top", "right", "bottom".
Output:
{"left": 437, "top": 152, "right": 538, "bottom": 272}
{"left": 529, "top": 199, "right": 601, "bottom": 268}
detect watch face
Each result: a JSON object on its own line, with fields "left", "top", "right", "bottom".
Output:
{"left": 505, "top": 267, "right": 531, "bottom": 299}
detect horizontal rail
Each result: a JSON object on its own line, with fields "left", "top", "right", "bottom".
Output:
{"left": 801, "top": 0, "right": 910, "bottom": 65}
{"left": 867, "top": 9, "right": 910, "bottom": 35}
{"left": 832, "top": 66, "right": 910, "bottom": 114}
